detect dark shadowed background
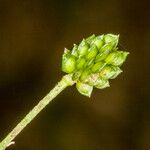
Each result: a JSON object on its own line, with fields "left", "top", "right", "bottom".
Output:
{"left": 0, "top": 0, "right": 149, "bottom": 150}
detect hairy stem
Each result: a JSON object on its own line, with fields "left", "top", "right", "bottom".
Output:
{"left": 0, "top": 74, "right": 75, "bottom": 150}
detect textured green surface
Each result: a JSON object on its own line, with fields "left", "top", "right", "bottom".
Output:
{"left": 62, "top": 34, "right": 129, "bottom": 97}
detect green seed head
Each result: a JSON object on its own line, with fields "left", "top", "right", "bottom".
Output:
{"left": 61, "top": 34, "right": 129, "bottom": 97}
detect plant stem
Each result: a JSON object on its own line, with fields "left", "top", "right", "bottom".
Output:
{"left": 0, "top": 74, "right": 75, "bottom": 150}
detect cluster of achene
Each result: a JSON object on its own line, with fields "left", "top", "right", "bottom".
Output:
{"left": 62, "top": 34, "right": 129, "bottom": 97}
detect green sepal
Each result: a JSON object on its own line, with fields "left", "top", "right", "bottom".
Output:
{"left": 76, "top": 81, "right": 93, "bottom": 97}
{"left": 62, "top": 49, "right": 76, "bottom": 73}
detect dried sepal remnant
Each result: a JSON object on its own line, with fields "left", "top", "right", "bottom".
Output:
{"left": 62, "top": 34, "right": 129, "bottom": 97}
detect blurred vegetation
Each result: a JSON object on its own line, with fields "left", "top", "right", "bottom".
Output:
{"left": 0, "top": 0, "right": 149, "bottom": 150}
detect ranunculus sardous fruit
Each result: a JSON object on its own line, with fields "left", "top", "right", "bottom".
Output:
{"left": 62, "top": 34, "right": 129, "bottom": 97}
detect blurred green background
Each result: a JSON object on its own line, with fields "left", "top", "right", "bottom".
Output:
{"left": 0, "top": 0, "right": 149, "bottom": 150}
